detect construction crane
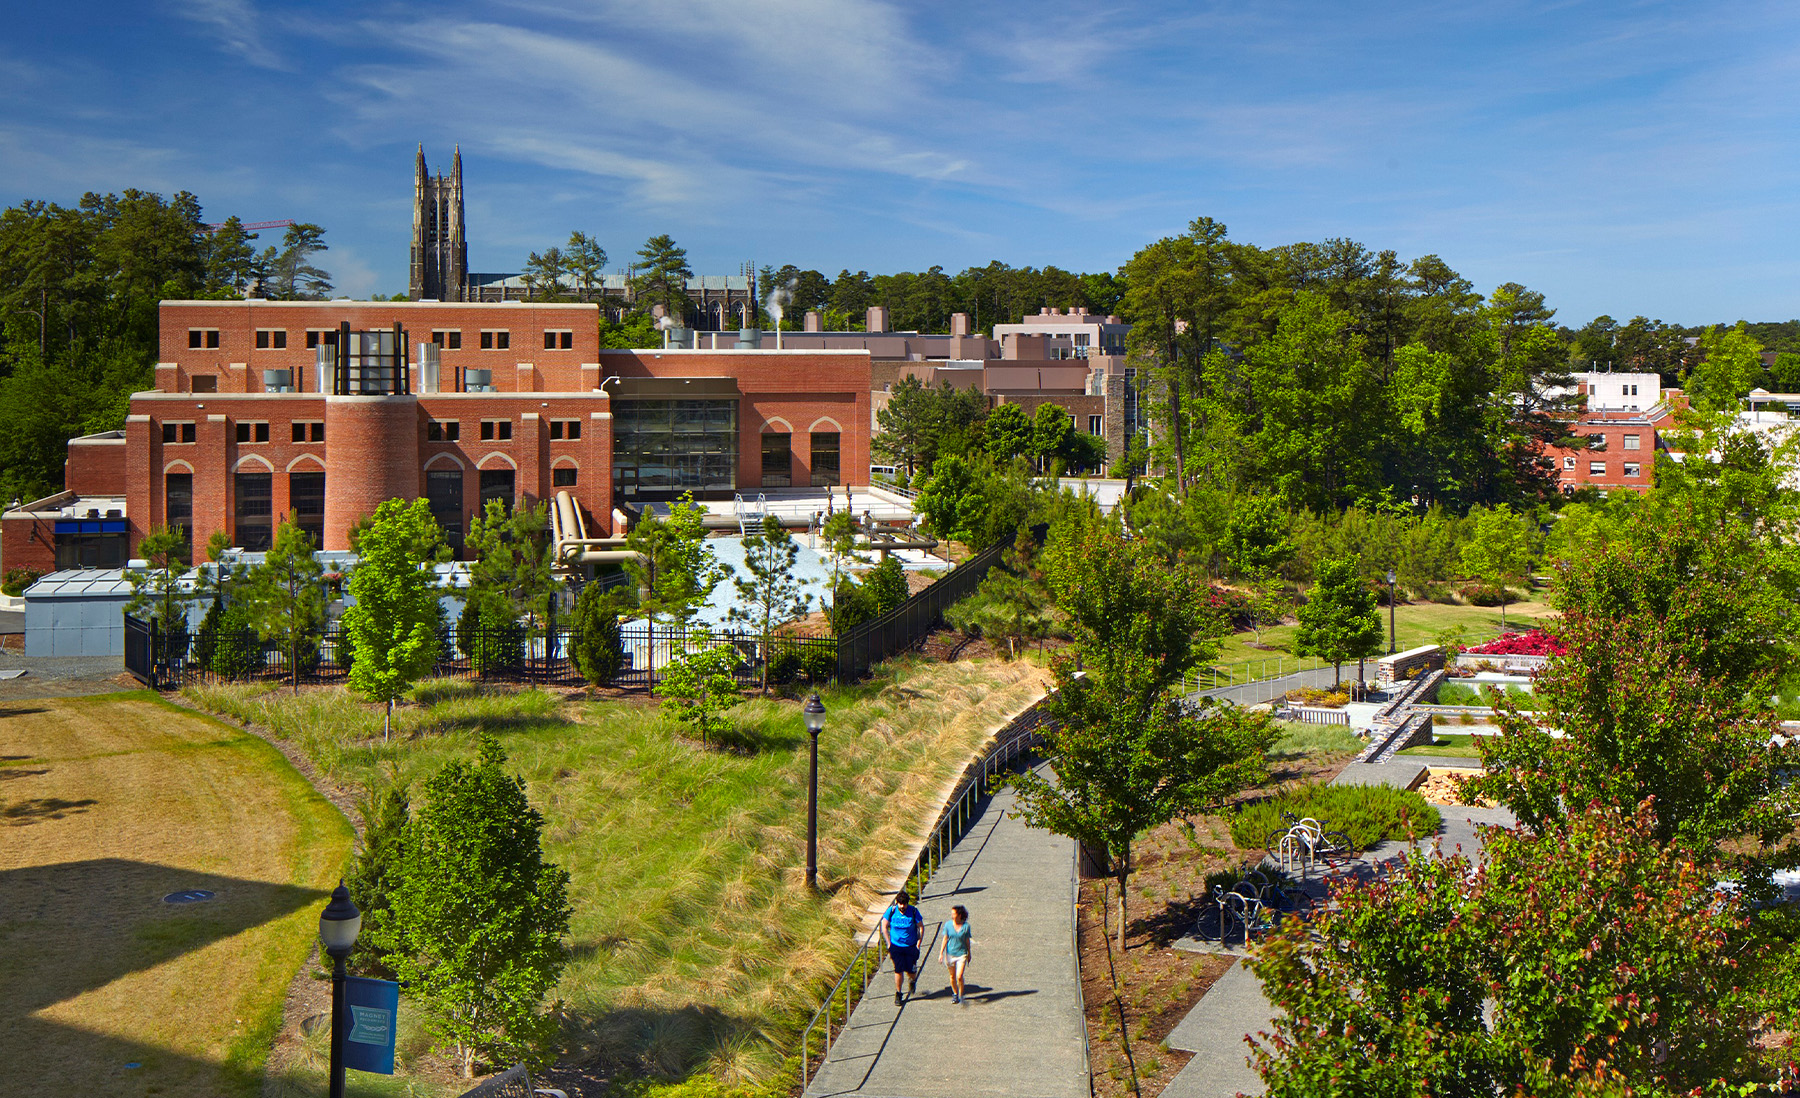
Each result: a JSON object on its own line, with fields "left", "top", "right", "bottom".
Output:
{"left": 201, "top": 219, "right": 295, "bottom": 235}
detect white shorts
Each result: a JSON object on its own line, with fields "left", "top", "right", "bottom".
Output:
{"left": 945, "top": 955, "right": 967, "bottom": 975}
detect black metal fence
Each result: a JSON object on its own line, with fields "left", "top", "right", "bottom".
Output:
{"left": 124, "top": 617, "right": 845, "bottom": 691}
{"left": 834, "top": 526, "right": 1043, "bottom": 680}
{"left": 124, "top": 526, "right": 1045, "bottom": 691}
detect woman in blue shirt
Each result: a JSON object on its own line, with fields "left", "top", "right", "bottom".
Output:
{"left": 940, "top": 904, "right": 973, "bottom": 1004}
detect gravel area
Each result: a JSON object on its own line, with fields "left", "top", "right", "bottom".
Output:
{"left": 0, "top": 653, "right": 140, "bottom": 699}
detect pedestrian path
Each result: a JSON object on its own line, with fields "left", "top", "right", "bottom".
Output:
{"left": 804, "top": 764, "right": 1088, "bottom": 1098}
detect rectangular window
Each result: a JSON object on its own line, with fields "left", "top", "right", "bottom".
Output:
{"left": 290, "top": 421, "right": 324, "bottom": 443}
{"left": 1586, "top": 433, "right": 1607, "bottom": 451}
{"left": 761, "top": 432, "right": 792, "bottom": 487}
{"left": 188, "top": 328, "right": 220, "bottom": 349}
{"left": 610, "top": 398, "right": 738, "bottom": 502}
{"left": 162, "top": 421, "right": 196, "bottom": 444}
{"left": 191, "top": 375, "right": 218, "bottom": 393}
{"left": 431, "top": 330, "right": 462, "bottom": 349}
{"left": 1563, "top": 455, "right": 1576, "bottom": 469}
{"left": 428, "top": 420, "right": 461, "bottom": 442}
{"left": 1590, "top": 461, "right": 1607, "bottom": 476}
{"left": 810, "top": 431, "right": 841, "bottom": 487}
{"left": 549, "top": 419, "right": 582, "bottom": 440}
{"left": 480, "top": 330, "right": 510, "bottom": 350}
{"left": 1623, "top": 434, "right": 1641, "bottom": 450}
{"left": 234, "top": 471, "right": 273, "bottom": 551}
{"left": 479, "top": 468, "right": 515, "bottom": 512}
{"left": 552, "top": 466, "right": 577, "bottom": 487}
{"left": 1088, "top": 414, "right": 1103, "bottom": 435}
{"left": 305, "top": 329, "right": 340, "bottom": 349}
{"left": 544, "top": 330, "right": 573, "bottom": 349}
{"left": 290, "top": 471, "right": 325, "bottom": 547}
{"left": 255, "top": 329, "right": 287, "bottom": 349}
{"left": 426, "top": 469, "right": 464, "bottom": 555}
{"left": 1627, "top": 384, "right": 1639, "bottom": 396}
{"left": 166, "top": 473, "right": 193, "bottom": 563}
{"left": 480, "top": 419, "right": 512, "bottom": 441}
{"left": 1624, "top": 462, "right": 1642, "bottom": 478}
{"left": 236, "top": 421, "right": 270, "bottom": 443}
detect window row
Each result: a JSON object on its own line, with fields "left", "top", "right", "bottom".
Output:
{"left": 426, "top": 419, "right": 582, "bottom": 441}
{"left": 757, "top": 432, "right": 839, "bottom": 488}
{"left": 186, "top": 327, "right": 577, "bottom": 353}
{"left": 1563, "top": 456, "right": 1643, "bottom": 478}
{"left": 164, "top": 420, "right": 325, "bottom": 444}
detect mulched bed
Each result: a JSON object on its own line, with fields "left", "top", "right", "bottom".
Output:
{"left": 1077, "top": 750, "right": 1354, "bottom": 1098}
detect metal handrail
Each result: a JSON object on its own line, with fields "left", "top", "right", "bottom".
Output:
{"left": 798, "top": 700, "right": 1050, "bottom": 1089}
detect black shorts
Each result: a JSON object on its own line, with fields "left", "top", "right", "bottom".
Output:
{"left": 889, "top": 944, "right": 919, "bottom": 975}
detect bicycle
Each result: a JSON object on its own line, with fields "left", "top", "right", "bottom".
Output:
{"left": 1264, "top": 812, "right": 1356, "bottom": 876}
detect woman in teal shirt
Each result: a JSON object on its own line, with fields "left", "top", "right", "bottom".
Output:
{"left": 940, "top": 904, "right": 973, "bottom": 1004}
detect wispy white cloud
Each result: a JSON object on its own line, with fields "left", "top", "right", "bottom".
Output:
{"left": 165, "top": 0, "right": 288, "bottom": 70}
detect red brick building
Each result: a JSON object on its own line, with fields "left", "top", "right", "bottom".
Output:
{"left": 1541, "top": 397, "right": 1682, "bottom": 495}
{"left": 2, "top": 300, "right": 871, "bottom": 571}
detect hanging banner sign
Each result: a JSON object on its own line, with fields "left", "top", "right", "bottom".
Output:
{"left": 343, "top": 976, "right": 400, "bottom": 1075}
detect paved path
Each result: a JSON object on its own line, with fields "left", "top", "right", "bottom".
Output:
{"left": 804, "top": 766, "right": 1088, "bottom": 1098}
{"left": 1194, "top": 665, "right": 1342, "bottom": 708}
{"left": 1162, "top": 959, "right": 1270, "bottom": 1098}
{"left": 1160, "top": 756, "right": 1518, "bottom": 1097}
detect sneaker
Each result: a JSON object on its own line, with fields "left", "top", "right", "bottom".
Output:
{"left": 909, "top": 976, "right": 918, "bottom": 995}
{"left": 895, "top": 991, "right": 903, "bottom": 1006}
{"left": 952, "top": 993, "right": 961, "bottom": 1004}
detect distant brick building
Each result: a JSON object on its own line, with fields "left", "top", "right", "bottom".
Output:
{"left": 1, "top": 300, "right": 870, "bottom": 572}
{"left": 1541, "top": 374, "right": 1685, "bottom": 495}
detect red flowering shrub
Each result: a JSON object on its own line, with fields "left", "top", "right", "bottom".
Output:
{"left": 1464, "top": 627, "right": 1566, "bottom": 657}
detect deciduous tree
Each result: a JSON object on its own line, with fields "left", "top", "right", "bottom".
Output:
{"left": 389, "top": 735, "right": 570, "bottom": 1077}
{"left": 343, "top": 498, "right": 447, "bottom": 740}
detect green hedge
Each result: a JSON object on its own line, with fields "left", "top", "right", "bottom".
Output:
{"left": 1230, "top": 782, "right": 1440, "bottom": 852}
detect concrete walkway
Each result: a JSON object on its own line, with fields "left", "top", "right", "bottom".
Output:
{"left": 804, "top": 765, "right": 1088, "bottom": 1098}
{"left": 1195, "top": 664, "right": 1343, "bottom": 708}
{"left": 1159, "top": 755, "right": 1518, "bottom": 1097}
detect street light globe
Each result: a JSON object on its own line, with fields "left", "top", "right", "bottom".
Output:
{"left": 319, "top": 881, "right": 362, "bottom": 958}
{"left": 1386, "top": 569, "right": 1397, "bottom": 586}
{"left": 801, "top": 693, "right": 827, "bottom": 736}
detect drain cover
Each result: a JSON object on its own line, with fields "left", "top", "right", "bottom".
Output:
{"left": 163, "top": 890, "right": 216, "bottom": 904}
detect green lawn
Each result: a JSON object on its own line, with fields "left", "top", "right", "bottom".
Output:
{"left": 1207, "top": 594, "right": 1556, "bottom": 686}
{"left": 1398, "top": 733, "right": 1485, "bottom": 758}
{"left": 189, "top": 657, "right": 1048, "bottom": 1095}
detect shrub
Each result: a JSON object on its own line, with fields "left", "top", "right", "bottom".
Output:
{"left": 827, "top": 578, "right": 877, "bottom": 633}
{"left": 862, "top": 556, "right": 910, "bottom": 617}
{"left": 571, "top": 582, "right": 625, "bottom": 685}
{"left": 1231, "top": 782, "right": 1440, "bottom": 852}
{"left": 458, "top": 602, "right": 525, "bottom": 674}
{"left": 208, "top": 601, "right": 261, "bottom": 679}
{"left": 1463, "top": 584, "right": 1509, "bottom": 606}
{"left": 1435, "top": 682, "right": 1480, "bottom": 706}
{"left": 1, "top": 567, "right": 42, "bottom": 597}
{"left": 799, "top": 643, "right": 837, "bottom": 684}
{"left": 764, "top": 645, "right": 801, "bottom": 686}
{"left": 1206, "top": 585, "right": 1254, "bottom": 629}
{"left": 1462, "top": 627, "right": 1566, "bottom": 657}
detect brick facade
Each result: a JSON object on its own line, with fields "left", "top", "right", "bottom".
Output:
{"left": 22, "top": 302, "right": 872, "bottom": 560}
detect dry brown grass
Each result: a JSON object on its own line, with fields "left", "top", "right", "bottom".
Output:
{"left": 0, "top": 692, "right": 353, "bottom": 1098}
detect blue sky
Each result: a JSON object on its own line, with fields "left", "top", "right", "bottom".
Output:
{"left": 4, "top": 1, "right": 1798, "bottom": 325}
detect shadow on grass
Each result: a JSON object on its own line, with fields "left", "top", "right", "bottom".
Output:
{"left": 569, "top": 1002, "right": 773, "bottom": 1083}
{"left": 0, "top": 858, "right": 330, "bottom": 1096}
{"left": 2, "top": 796, "right": 99, "bottom": 823}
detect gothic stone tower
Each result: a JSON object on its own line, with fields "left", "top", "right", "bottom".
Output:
{"left": 410, "top": 146, "right": 468, "bottom": 301}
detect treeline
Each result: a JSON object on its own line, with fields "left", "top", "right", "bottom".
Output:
{"left": 0, "top": 189, "right": 331, "bottom": 500}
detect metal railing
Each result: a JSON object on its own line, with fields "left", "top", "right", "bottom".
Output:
{"left": 1178, "top": 653, "right": 1331, "bottom": 695}
{"left": 798, "top": 696, "right": 1052, "bottom": 1089}
{"left": 1278, "top": 706, "right": 1350, "bottom": 726}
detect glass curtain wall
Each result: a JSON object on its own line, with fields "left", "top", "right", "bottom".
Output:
{"left": 611, "top": 399, "right": 738, "bottom": 501}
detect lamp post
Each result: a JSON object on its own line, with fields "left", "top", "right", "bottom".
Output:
{"left": 802, "top": 694, "right": 826, "bottom": 891}
{"left": 319, "top": 881, "right": 363, "bottom": 1098}
{"left": 1386, "top": 569, "right": 1397, "bottom": 655}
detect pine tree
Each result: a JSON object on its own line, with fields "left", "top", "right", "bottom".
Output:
{"left": 1295, "top": 558, "right": 1383, "bottom": 687}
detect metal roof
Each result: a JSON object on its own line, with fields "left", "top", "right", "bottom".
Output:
{"left": 23, "top": 569, "right": 136, "bottom": 598}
